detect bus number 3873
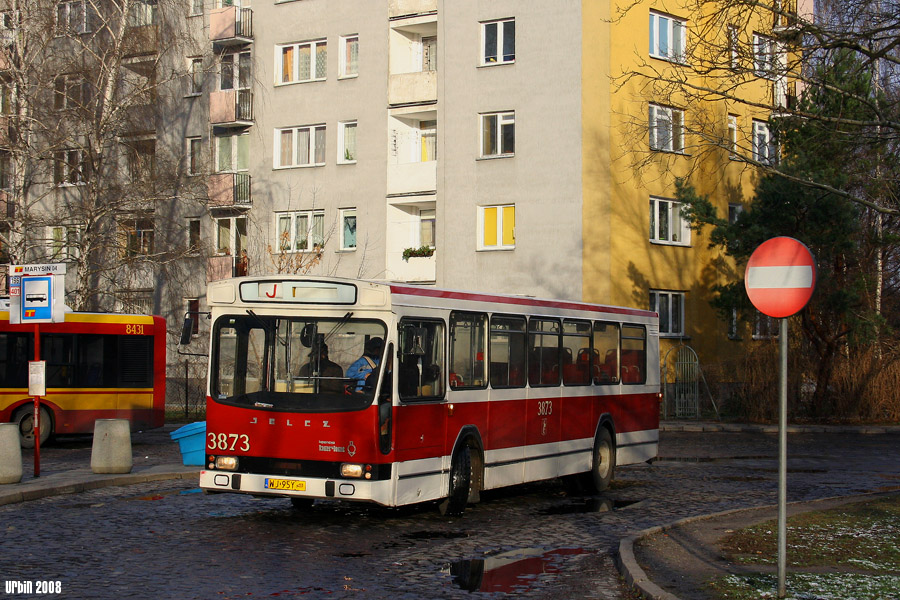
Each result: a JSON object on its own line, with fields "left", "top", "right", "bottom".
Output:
{"left": 537, "top": 401, "right": 553, "bottom": 416}
{"left": 208, "top": 432, "right": 250, "bottom": 452}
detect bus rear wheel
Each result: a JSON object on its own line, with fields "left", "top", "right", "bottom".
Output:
{"left": 440, "top": 445, "right": 473, "bottom": 517}
{"left": 15, "top": 406, "right": 52, "bottom": 449}
{"left": 586, "top": 427, "right": 615, "bottom": 494}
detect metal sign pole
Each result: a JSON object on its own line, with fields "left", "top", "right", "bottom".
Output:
{"left": 778, "top": 317, "right": 788, "bottom": 597}
{"left": 33, "top": 323, "right": 41, "bottom": 478}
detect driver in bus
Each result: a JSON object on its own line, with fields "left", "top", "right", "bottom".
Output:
{"left": 298, "top": 343, "right": 344, "bottom": 393}
{"left": 346, "top": 337, "right": 384, "bottom": 391}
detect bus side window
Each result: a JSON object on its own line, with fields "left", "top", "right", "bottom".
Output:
{"left": 528, "top": 318, "right": 560, "bottom": 387}
{"left": 449, "top": 312, "right": 487, "bottom": 389}
{"left": 592, "top": 322, "right": 620, "bottom": 384}
{"left": 563, "top": 320, "right": 591, "bottom": 386}
{"left": 489, "top": 315, "right": 526, "bottom": 388}
{"left": 621, "top": 325, "right": 646, "bottom": 384}
{"left": 398, "top": 319, "right": 445, "bottom": 401}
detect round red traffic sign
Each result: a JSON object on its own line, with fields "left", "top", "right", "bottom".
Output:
{"left": 745, "top": 237, "right": 816, "bottom": 318}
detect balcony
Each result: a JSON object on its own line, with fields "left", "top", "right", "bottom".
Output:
{"left": 387, "top": 250, "right": 436, "bottom": 283}
{"left": 388, "top": 71, "right": 436, "bottom": 106}
{"left": 210, "top": 6, "right": 253, "bottom": 46}
{"left": 207, "top": 172, "right": 251, "bottom": 208}
{"left": 210, "top": 89, "right": 253, "bottom": 127}
{"left": 207, "top": 254, "right": 248, "bottom": 282}
{"left": 389, "top": 0, "right": 437, "bottom": 18}
{"left": 122, "top": 24, "right": 158, "bottom": 57}
{"left": 387, "top": 161, "right": 436, "bottom": 196}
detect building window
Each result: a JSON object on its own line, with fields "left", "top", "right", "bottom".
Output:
{"left": 186, "top": 137, "right": 202, "bottom": 175}
{"left": 275, "top": 210, "right": 324, "bottom": 252}
{"left": 48, "top": 225, "right": 80, "bottom": 261}
{"left": 480, "top": 111, "right": 515, "bottom": 157}
{"left": 728, "top": 203, "right": 744, "bottom": 224}
{"left": 482, "top": 18, "right": 515, "bottom": 65}
{"left": 277, "top": 40, "right": 327, "bottom": 85}
{"left": 478, "top": 204, "right": 515, "bottom": 250}
{"left": 0, "top": 82, "right": 12, "bottom": 115}
{"left": 188, "top": 218, "right": 201, "bottom": 251}
{"left": 420, "top": 208, "right": 435, "bottom": 248}
{"left": 53, "top": 148, "right": 89, "bottom": 185}
{"left": 753, "top": 312, "right": 779, "bottom": 339}
{"left": 340, "top": 208, "right": 357, "bottom": 251}
{"left": 0, "top": 152, "right": 12, "bottom": 190}
{"left": 727, "top": 114, "right": 738, "bottom": 158}
{"left": 340, "top": 35, "right": 359, "bottom": 77}
{"left": 123, "top": 138, "right": 156, "bottom": 183}
{"left": 649, "top": 104, "right": 684, "bottom": 153}
{"left": 649, "top": 197, "right": 690, "bottom": 245}
{"left": 752, "top": 119, "right": 776, "bottom": 165}
{"left": 116, "top": 289, "right": 153, "bottom": 315}
{"left": 275, "top": 125, "right": 326, "bottom": 168}
{"left": 190, "top": 0, "right": 203, "bottom": 16}
{"left": 127, "top": 0, "right": 157, "bottom": 27}
{"left": 189, "top": 57, "right": 203, "bottom": 94}
{"left": 753, "top": 33, "right": 777, "bottom": 78}
{"left": 650, "top": 290, "right": 685, "bottom": 337}
{"left": 56, "top": 1, "right": 94, "bottom": 35}
{"left": 220, "top": 50, "right": 251, "bottom": 91}
{"left": 649, "top": 11, "right": 685, "bottom": 62}
{"left": 54, "top": 73, "right": 91, "bottom": 110}
{"left": 216, "top": 216, "right": 247, "bottom": 256}
{"left": 120, "top": 218, "right": 154, "bottom": 258}
{"left": 215, "top": 133, "right": 249, "bottom": 172}
{"left": 338, "top": 121, "right": 357, "bottom": 163}
{"left": 0, "top": 224, "right": 10, "bottom": 263}
{"left": 727, "top": 25, "right": 739, "bottom": 70}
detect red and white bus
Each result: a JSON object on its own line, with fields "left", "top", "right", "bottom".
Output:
{"left": 198, "top": 276, "right": 659, "bottom": 514}
{"left": 0, "top": 310, "right": 167, "bottom": 447}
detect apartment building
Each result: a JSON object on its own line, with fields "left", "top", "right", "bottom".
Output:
{"left": 0, "top": 0, "right": 801, "bottom": 379}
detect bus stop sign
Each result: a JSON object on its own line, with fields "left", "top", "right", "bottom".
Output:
{"left": 745, "top": 237, "right": 816, "bottom": 318}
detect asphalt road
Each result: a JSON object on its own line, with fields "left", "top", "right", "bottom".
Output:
{"left": 2, "top": 430, "right": 899, "bottom": 599}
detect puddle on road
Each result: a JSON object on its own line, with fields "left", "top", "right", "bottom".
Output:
{"left": 538, "top": 496, "right": 642, "bottom": 516}
{"left": 448, "top": 547, "right": 588, "bottom": 594}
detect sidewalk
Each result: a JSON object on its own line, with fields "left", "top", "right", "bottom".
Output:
{"left": 1, "top": 423, "right": 199, "bottom": 507}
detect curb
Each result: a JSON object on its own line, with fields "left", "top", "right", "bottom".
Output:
{"left": 615, "top": 490, "right": 900, "bottom": 600}
{"left": 659, "top": 421, "right": 900, "bottom": 434}
{"left": 0, "top": 466, "right": 200, "bottom": 507}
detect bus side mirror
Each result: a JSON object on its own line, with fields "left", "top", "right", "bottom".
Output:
{"left": 180, "top": 317, "right": 194, "bottom": 345}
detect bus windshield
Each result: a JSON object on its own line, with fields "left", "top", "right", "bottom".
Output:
{"left": 212, "top": 313, "right": 387, "bottom": 412}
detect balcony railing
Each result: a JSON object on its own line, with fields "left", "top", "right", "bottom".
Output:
{"left": 389, "top": 0, "right": 437, "bottom": 18}
{"left": 207, "top": 172, "right": 251, "bottom": 208}
{"left": 210, "top": 6, "right": 253, "bottom": 45}
{"left": 210, "top": 89, "right": 253, "bottom": 126}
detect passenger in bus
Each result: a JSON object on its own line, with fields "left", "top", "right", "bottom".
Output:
{"left": 298, "top": 343, "right": 344, "bottom": 393}
{"left": 347, "top": 337, "right": 384, "bottom": 390}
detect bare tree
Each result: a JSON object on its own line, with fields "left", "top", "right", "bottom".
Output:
{"left": 0, "top": 0, "right": 212, "bottom": 316}
{"left": 614, "top": 0, "right": 900, "bottom": 215}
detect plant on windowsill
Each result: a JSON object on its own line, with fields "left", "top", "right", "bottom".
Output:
{"left": 402, "top": 245, "right": 435, "bottom": 261}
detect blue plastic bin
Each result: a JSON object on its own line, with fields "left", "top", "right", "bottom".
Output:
{"left": 170, "top": 421, "right": 206, "bottom": 466}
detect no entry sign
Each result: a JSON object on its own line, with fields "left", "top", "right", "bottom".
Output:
{"left": 745, "top": 237, "right": 816, "bottom": 318}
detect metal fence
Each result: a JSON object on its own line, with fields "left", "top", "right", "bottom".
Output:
{"left": 165, "top": 359, "right": 207, "bottom": 422}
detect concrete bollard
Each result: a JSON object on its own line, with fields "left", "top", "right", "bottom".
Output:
{"left": 91, "top": 419, "right": 133, "bottom": 474}
{"left": 0, "top": 422, "right": 23, "bottom": 484}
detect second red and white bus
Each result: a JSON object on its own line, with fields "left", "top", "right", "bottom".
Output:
{"left": 198, "top": 276, "right": 659, "bottom": 514}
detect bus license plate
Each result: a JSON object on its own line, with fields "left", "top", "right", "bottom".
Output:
{"left": 265, "top": 478, "right": 306, "bottom": 491}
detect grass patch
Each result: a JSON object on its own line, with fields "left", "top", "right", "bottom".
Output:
{"left": 709, "top": 572, "right": 900, "bottom": 599}
{"left": 709, "top": 495, "right": 900, "bottom": 600}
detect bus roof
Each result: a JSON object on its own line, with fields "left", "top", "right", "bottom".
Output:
{"left": 206, "top": 276, "right": 657, "bottom": 320}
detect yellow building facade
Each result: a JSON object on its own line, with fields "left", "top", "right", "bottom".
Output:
{"left": 583, "top": 0, "right": 799, "bottom": 369}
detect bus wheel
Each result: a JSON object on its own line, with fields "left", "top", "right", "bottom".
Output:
{"left": 440, "top": 445, "right": 472, "bottom": 517}
{"left": 15, "top": 406, "right": 52, "bottom": 449}
{"left": 290, "top": 497, "right": 315, "bottom": 510}
{"left": 587, "top": 427, "right": 615, "bottom": 494}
